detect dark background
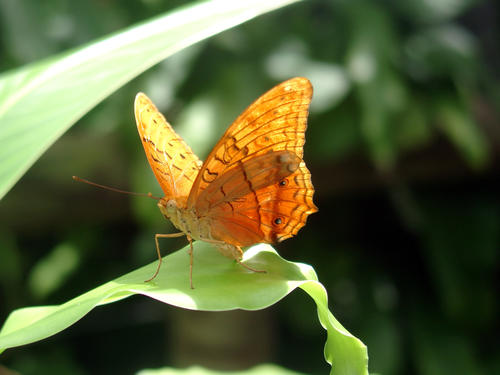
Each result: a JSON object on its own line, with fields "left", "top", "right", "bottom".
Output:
{"left": 1, "top": 0, "right": 499, "bottom": 374}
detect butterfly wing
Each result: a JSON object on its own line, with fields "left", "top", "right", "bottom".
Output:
{"left": 135, "top": 93, "right": 202, "bottom": 200}
{"left": 189, "top": 77, "right": 317, "bottom": 245}
{"left": 196, "top": 150, "right": 301, "bottom": 208}
{"left": 245, "top": 162, "right": 316, "bottom": 244}
{"left": 201, "top": 155, "right": 316, "bottom": 246}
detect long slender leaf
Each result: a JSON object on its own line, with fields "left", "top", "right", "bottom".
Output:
{"left": 0, "top": 0, "right": 301, "bottom": 199}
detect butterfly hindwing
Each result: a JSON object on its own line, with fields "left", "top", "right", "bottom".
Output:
{"left": 208, "top": 162, "right": 317, "bottom": 246}
{"left": 195, "top": 150, "right": 301, "bottom": 213}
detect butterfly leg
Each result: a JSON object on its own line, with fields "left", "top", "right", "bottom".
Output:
{"left": 187, "top": 235, "right": 195, "bottom": 289}
{"left": 235, "top": 248, "right": 266, "bottom": 274}
{"left": 145, "top": 232, "right": 186, "bottom": 282}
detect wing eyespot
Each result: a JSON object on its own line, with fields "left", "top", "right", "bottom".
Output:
{"left": 279, "top": 179, "right": 288, "bottom": 187}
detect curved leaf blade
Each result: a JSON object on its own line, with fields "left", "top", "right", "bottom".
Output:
{"left": 0, "top": 0, "right": 301, "bottom": 200}
{"left": 0, "top": 243, "right": 368, "bottom": 374}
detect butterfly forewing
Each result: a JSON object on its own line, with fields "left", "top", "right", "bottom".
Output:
{"left": 135, "top": 93, "right": 201, "bottom": 200}
{"left": 187, "top": 77, "right": 313, "bottom": 207}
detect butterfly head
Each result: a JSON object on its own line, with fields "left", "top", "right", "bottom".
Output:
{"left": 158, "top": 197, "right": 180, "bottom": 219}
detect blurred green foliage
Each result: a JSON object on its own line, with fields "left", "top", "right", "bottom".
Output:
{"left": 0, "top": 0, "right": 499, "bottom": 374}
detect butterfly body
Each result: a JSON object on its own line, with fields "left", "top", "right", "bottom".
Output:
{"left": 135, "top": 77, "right": 317, "bottom": 278}
{"left": 157, "top": 198, "right": 211, "bottom": 244}
{"left": 157, "top": 148, "right": 302, "bottom": 260}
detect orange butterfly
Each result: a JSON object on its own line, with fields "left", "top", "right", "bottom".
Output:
{"left": 135, "top": 77, "right": 317, "bottom": 287}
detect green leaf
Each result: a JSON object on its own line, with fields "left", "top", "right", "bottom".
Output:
{"left": 0, "top": 0, "right": 301, "bottom": 200}
{"left": 0, "top": 243, "right": 368, "bottom": 375}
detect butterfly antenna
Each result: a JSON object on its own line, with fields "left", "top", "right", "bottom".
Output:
{"left": 72, "top": 176, "right": 161, "bottom": 200}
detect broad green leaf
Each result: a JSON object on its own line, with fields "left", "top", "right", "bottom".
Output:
{"left": 0, "top": 0, "right": 301, "bottom": 200}
{"left": 0, "top": 243, "right": 368, "bottom": 375}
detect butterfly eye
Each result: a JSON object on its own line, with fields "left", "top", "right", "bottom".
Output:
{"left": 274, "top": 217, "right": 283, "bottom": 225}
{"left": 279, "top": 179, "right": 288, "bottom": 187}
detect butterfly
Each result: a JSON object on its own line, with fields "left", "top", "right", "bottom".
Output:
{"left": 135, "top": 77, "right": 318, "bottom": 287}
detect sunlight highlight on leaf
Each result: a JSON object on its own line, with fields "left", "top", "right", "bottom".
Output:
{"left": 0, "top": 0, "right": 301, "bottom": 200}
